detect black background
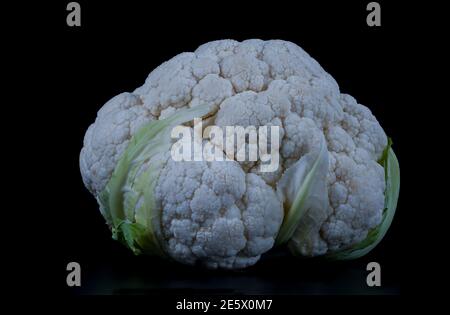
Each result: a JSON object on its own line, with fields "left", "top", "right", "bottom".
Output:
{"left": 20, "top": 0, "right": 419, "bottom": 303}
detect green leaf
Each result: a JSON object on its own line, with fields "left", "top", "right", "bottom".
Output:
{"left": 98, "top": 104, "right": 213, "bottom": 256}
{"left": 276, "top": 137, "right": 329, "bottom": 245}
{"left": 325, "top": 138, "right": 400, "bottom": 260}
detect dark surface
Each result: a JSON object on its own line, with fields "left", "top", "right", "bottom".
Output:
{"left": 70, "top": 249, "right": 401, "bottom": 295}
{"left": 26, "top": 0, "right": 413, "bottom": 297}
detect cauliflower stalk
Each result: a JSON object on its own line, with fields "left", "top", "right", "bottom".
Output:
{"left": 80, "top": 39, "right": 399, "bottom": 269}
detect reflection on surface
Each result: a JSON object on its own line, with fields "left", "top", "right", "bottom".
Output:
{"left": 70, "top": 248, "right": 400, "bottom": 295}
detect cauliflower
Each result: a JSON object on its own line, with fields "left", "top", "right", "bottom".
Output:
{"left": 80, "top": 39, "right": 399, "bottom": 268}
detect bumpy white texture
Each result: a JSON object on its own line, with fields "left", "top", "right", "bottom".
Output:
{"left": 80, "top": 93, "right": 156, "bottom": 195}
{"left": 155, "top": 155, "right": 282, "bottom": 269}
{"left": 80, "top": 39, "right": 388, "bottom": 266}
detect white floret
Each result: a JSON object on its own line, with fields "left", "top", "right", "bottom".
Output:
{"left": 80, "top": 93, "right": 155, "bottom": 195}
{"left": 155, "top": 156, "right": 283, "bottom": 269}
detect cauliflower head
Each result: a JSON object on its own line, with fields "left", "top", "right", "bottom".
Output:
{"left": 80, "top": 39, "right": 399, "bottom": 269}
